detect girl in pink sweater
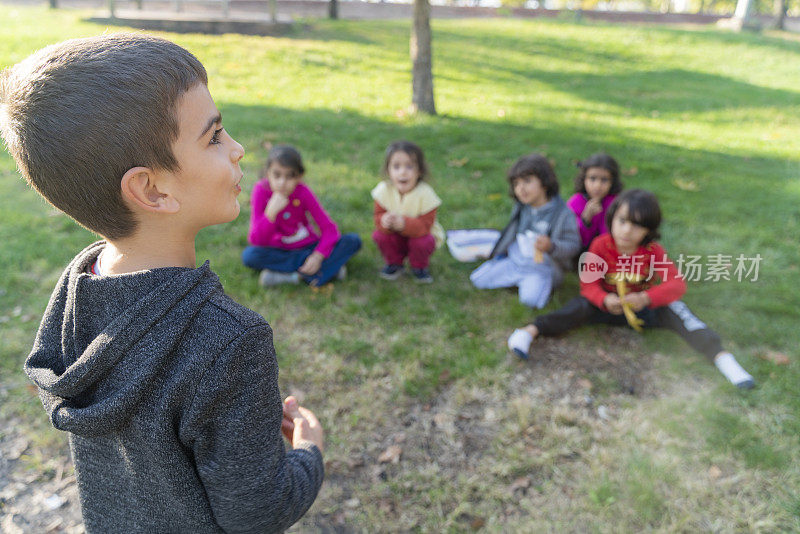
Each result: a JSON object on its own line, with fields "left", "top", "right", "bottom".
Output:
{"left": 567, "top": 153, "right": 623, "bottom": 250}
{"left": 243, "top": 145, "right": 361, "bottom": 287}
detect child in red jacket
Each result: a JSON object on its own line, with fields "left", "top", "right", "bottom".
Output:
{"left": 508, "top": 189, "right": 755, "bottom": 389}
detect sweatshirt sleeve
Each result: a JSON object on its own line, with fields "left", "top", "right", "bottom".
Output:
{"left": 401, "top": 208, "right": 437, "bottom": 239}
{"left": 300, "top": 185, "right": 340, "bottom": 258}
{"left": 549, "top": 206, "right": 582, "bottom": 263}
{"left": 567, "top": 194, "right": 595, "bottom": 247}
{"left": 374, "top": 201, "right": 389, "bottom": 232}
{"left": 248, "top": 182, "right": 280, "bottom": 246}
{"left": 644, "top": 243, "right": 687, "bottom": 307}
{"left": 181, "top": 324, "right": 324, "bottom": 533}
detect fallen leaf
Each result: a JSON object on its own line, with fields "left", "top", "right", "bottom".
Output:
{"left": 378, "top": 445, "right": 402, "bottom": 464}
{"left": 6, "top": 436, "right": 29, "bottom": 460}
{"left": 509, "top": 476, "right": 530, "bottom": 493}
{"left": 346, "top": 456, "right": 365, "bottom": 469}
{"left": 488, "top": 193, "right": 502, "bottom": 201}
{"left": 471, "top": 171, "right": 483, "bottom": 178}
{"left": 708, "top": 465, "right": 722, "bottom": 480}
{"left": 470, "top": 517, "right": 486, "bottom": 529}
{"left": 344, "top": 497, "right": 360, "bottom": 509}
{"left": 623, "top": 166, "right": 638, "bottom": 176}
{"left": 379, "top": 498, "right": 394, "bottom": 513}
{"left": 672, "top": 178, "right": 699, "bottom": 192}
{"left": 497, "top": 109, "right": 506, "bottom": 117}
{"left": 447, "top": 157, "right": 469, "bottom": 168}
{"left": 577, "top": 378, "right": 593, "bottom": 390}
{"left": 758, "top": 350, "right": 790, "bottom": 366}
{"left": 2, "top": 515, "right": 23, "bottom": 534}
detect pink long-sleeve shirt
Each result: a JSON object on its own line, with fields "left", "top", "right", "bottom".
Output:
{"left": 247, "top": 181, "right": 340, "bottom": 258}
{"left": 567, "top": 193, "right": 616, "bottom": 248}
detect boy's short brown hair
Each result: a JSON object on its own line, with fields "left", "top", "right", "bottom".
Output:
{"left": 0, "top": 33, "right": 207, "bottom": 239}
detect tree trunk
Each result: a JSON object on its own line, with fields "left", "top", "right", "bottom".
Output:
{"left": 49, "top": 0, "right": 57, "bottom": 7}
{"left": 329, "top": 0, "right": 338, "bottom": 19}
{"left": 732, "top": 0, "right": 754, "bottom": 29}
{"left": 410, "top": 0, "right": 436, "bottom": 115}
{"left": 773, "top": 0, "right": 786, "bottom": 29}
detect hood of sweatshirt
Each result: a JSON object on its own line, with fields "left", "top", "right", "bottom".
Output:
{"left": 24, "top": 241, "right": 223, "bottom": 437}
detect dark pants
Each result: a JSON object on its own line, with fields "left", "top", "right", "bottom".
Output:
{"left": 533, "top": 296, "right": 723, "bottom": 361}
{"left": 242, "top": 233, "right": 361, "bottom": 286}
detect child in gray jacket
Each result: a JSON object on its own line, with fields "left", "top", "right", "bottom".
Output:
{"left": 471, "top": 153, "right": 581, "bottom": 308}
{"left": 1, "top": 34, "right": 324, "bottom": 532}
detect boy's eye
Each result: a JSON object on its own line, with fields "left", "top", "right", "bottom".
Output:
{"left": 210, "top": 127, "right": 224, "bottom": 144}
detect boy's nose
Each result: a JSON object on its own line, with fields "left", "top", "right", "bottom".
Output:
{"left": 230, "top": 141, "right": 245, "bottom": 162}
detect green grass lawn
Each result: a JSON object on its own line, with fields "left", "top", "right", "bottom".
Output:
{"left": 1, "top": 6, "right": 799, "bottom": 531}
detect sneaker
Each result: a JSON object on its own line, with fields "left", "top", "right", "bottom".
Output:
{"left": 411, "top": 268, "right": 433, "bottom": 284}
{"left": 379, "top": 264, "right": 404, "bottom": 280}
{"left": 336, "top": 265, "right": 347, "bottom": 281}
{"left": 258, "top": 269, "right": 300, "bottom": 287}
{"left": 507, "top": 328, "right": 533, "bottom": 360}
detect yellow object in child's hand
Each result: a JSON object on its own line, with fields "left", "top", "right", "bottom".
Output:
{"left": 615, "top": 281, "right": 645, "bottom": 332}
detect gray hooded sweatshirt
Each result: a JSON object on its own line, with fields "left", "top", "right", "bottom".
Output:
{"left": 24, "top": 242, "right": 323, "bottom": 533}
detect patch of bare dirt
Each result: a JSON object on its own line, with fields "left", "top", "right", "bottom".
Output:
{"left": 299, "top": 329, "right": 659, "bottom": 530}
{"left": 0, "top": 418, "right": 83, "bottom": 533}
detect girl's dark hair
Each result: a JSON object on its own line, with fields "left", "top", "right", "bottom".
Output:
{"left": 265, "top": 144, "right": 305, "bottom": 176}
{"left": 574, "top": 152, "right": 622, "bottom": 196}
{"left": 606, "top": 189, "right": 661, "bottom": 245}
{"left": 507, "top": 153, "right": 559, "bottom": 200}
{"left": 383, "top": 140, "right": 428, "bottom": 181}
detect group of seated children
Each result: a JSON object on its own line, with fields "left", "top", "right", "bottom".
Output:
{"left": 3, "top": 34, "right": 757, "bottom": 533}
{"left": 242, "top": 142, "right": 755, "bottom": 390}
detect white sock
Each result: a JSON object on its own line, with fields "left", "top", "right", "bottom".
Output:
{"left": 508, "top": 328, "right": 533, "bottom": 357}
{"left": 714, "top": 352, "right": 755, "bottom": 389}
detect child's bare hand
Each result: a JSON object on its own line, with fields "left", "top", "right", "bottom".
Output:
{"left": 380, "top": 212, "right": 393, "bottom": 230}
{"left": 582, "top": 198, "right": 602, "bottom": 221}
{"left": 603, "top": 293, "right": 623, "bottom": 314}
{"left": 265, "top": 193, "right": 289, "bottom": 222}
{"left": 282, "top": 396, "right": 324, "bottom": 453}
{"left": 622, "top": 291, "right": 650, "bottom": 312}
{"left": 535, "top": 235, "right": 552, "bottom": 253}
{"left": 391, "top": 214, "right": 406, "bottom": 232}
{"left": 298, "top": 251, "right": 324, "bottom": 276}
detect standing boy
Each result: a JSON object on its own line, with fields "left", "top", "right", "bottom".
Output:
{"left": 0, "top": 34, "right": 324, "bottom": 531}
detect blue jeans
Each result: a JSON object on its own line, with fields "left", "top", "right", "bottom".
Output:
{"left": 242, "top": 233, "right": 361, "bottom": 286}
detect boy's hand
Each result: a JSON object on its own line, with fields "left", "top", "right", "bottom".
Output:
{"left": 282, "top": 396, "right": 324, "bottom": 453}
{"left": 603, "top": 293, "right": 623, "bottom": 315}
{"left": 581, "top": 198, "right": 602, "bottom": 223}
{"left": 622, "top": 291, "right": 650, "bottom": 312}
{"left": 534, "top": 235, "right": 552, "bottom": 253}
{"left": 265, "top": 193, "right": 290, "bottom": 222}
{"left": 298, "top": 251, "right": 324, "bottom": 276}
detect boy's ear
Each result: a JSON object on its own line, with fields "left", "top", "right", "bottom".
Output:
{"left": 120, "top": 167, "right": 180, "bottom": 214}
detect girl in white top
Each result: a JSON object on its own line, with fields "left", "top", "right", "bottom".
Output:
{"left": 371, "top": 140, "right": 444, "bottom": 283}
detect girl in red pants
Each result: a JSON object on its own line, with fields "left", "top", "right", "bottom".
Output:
{"left": 371, "top": 140, "right": 444, "bottom": 283}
